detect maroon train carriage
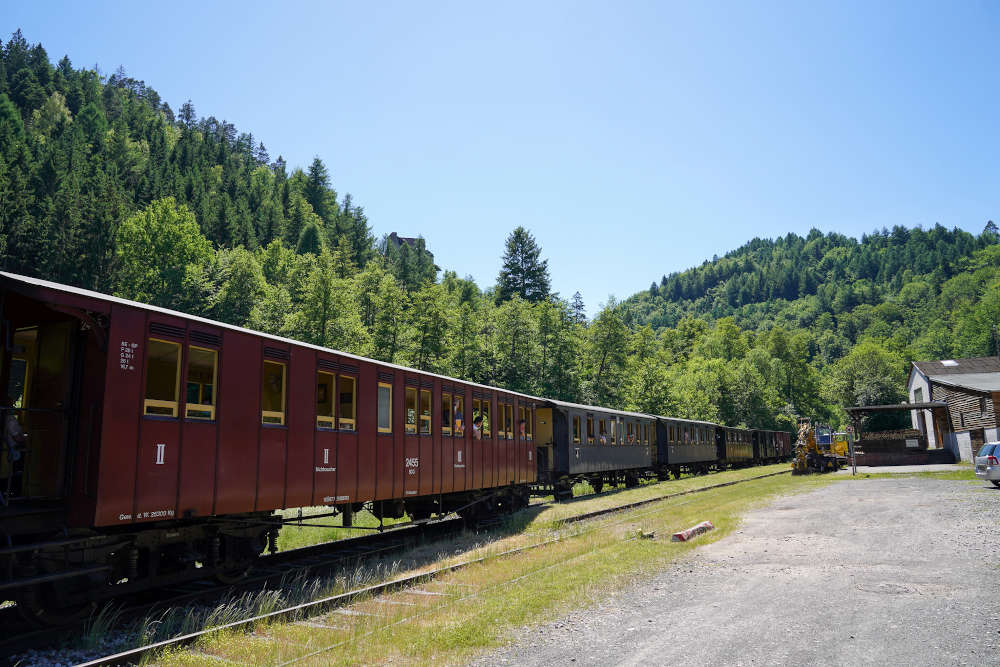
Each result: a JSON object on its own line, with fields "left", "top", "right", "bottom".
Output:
{"left": 0, "top": 271, "right": 537, "bottom": 622}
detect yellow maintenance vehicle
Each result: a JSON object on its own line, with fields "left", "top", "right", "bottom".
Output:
{"left": 792, "top": 419, "right": 848, "bottom": 474}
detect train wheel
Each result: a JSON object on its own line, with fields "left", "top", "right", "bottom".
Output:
{"left": 625, "top": 473, "right": 639, "bottom": 489}
{"left": 17, "top": 580, "right": 97, "bottom": 627}
{"left": 671, "top": 467, "right": 682, "bottom": 480}
{"left": 591, "top": 478, "right": 604, "bottom": 494}
{"left": 554, "top": 481, "right": 573, "bottom": 502}
{"left": 215, "top": 563, "right": 253, "bottom": 585}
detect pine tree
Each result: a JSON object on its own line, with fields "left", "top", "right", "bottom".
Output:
{"left": 496, "top": 226, "right": 551, "bottom": 303}
{"left": 305, "top": 157, "right": 336, "bottom": 224}
{"left": 296, "top": 222, "right": 324, "bottom": 255}
{"left": 571, "top": 291, "right": 586, "bottom": 324}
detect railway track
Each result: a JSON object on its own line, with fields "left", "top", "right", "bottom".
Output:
{"left": 65, "top": 468, "right": 791, "bottom": 667}
{"left": 0, "top": 514, "right": 466, "bottom": 663}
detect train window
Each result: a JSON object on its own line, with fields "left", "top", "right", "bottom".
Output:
{"left": 598, "top": 419, "right": 607, "bottom": 444}
{"left": 572, "top": 416, "right": 581, "bottom": 443}
{"left": 419, "top": 389, "right": 431, "bottom": 434}
{"left": 505, "top": 404, "right": 514, "bottom": 439}
{"left": 626, "top": 422, "right": 633, "bottom": 444}
{"left": 454, "top": 396, "right": 465, "bottom": 436}
{"left": 316, "top": 371, "right": 335, "bottom": 429}
{"left": 185, "top": 346, "right": 217, "bottom": 420}
{"left": 609, "top": 420, "right": 616, "bottom": 446}
{"left": 377, "top": 382, "right": 392, "bottom": 433}
{"left": 405, "top": 387, "right": 417, "bottom": 434}
{"left": 482, "top": 400, "right": 491, "bottom": 437}
{"left": 441, "top": 393, "right": 453, "bottom": 436}
{"left": 525, "top": 408, "right": 533, "bottom": 441}
{"left": 586, "top": 417, "right": 594, "bottom": 444}
{"left": 338, "top": 376, "right": 356, "bottom": 430}
{"left": 261, "top": 361, "right": 286, "bottom": 425}
{"left": 145, "top": 338, "right": 181, "bottom": 417}
{"left": 518, "top": 406, "right": 531, "bottom": 440}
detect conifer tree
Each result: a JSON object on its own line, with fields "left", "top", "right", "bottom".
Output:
{"left": 496, "top": 226, "right": 550, "bottom": 303}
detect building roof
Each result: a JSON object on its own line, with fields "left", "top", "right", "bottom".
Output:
{"left": 845, "top": 402, "right": 948, "bottom": 413}
{"left": 912, "top": 357, "right": 1000, "bottom": 377}
{"left": 929, "top": 373, "right": 1000, "bottom": 394}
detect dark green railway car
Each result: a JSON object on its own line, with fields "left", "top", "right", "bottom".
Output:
{"left": 535, "top": 399, "right": 655, "bottom": 500}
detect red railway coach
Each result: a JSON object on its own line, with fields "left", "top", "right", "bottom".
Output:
{"left": 0, "top": 271, "right": 536, "bottom": 622}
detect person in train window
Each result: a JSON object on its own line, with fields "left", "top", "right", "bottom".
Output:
{"left": 2, "top": 397, "right": 27, "bottom": 497}
{"left": 599, "top": 427, "right": 607, "bottom": 445}
{"left": 519, "top": 419, "right": 526, "bottom": 439}
{"left": 472, "top": 414, "right": 483, "bottom": 440}
{"left": 454, "top": 405, "right": 464, "bottom": 436}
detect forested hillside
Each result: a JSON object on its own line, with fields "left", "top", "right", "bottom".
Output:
{"left": 1, "top": 30, "right": 998, "bottom": 433}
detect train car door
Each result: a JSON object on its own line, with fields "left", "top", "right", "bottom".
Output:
{"left": 536, "top": 407, "right": 554, "bottom": 481}
{"left": 314, "top": 364, "right": 339, "bottom": 506}
{"left": 452, "top": 387, "right": 468, "bottom": 491}
{"left": 3, "top": 320, "right": 76, "bottom": 501}
{"left": 402, "top": 381, "right": 421, "bottom": 500}
{"left": 177, "top": 330, "right": 221, "bottom": 518}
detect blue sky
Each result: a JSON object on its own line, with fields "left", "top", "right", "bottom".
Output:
{"left": 5, "top": 1, "right": 998, "bottom": 314}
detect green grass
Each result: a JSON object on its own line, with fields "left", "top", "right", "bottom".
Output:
{"left": 838, "top": 468, "right": 978, "bottom": 482}
{"left": 155, "top": 467, "right": 830, "bottom": 666}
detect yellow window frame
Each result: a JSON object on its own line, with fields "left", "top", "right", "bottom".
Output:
{"left": 144, "top": 338, "right": 182, "bottom": 418}
{"left": 482, "top": 400, "right": 491, "bottom": 437}
{"left": 185, "top": 346, "right": 217, "bottom": 420}
{"left": 419, "top": 388, "right": 431, "bottom": 434}
{"left": 261, "top": 360, "right": 286, "bottom": 425}
{"left": 377, "top": 382, "right": 392, "bottom": 434}
{"left": 441, "top": 392, "right": 453, "bottom": 436}
{"left": 405, "top": 387, "right": 417, "bottom": 434}
{"left": 338, "top": 375, "right": 357, "bottom": 431}
{"left": 572, "top": 416, "right": 581, "bottom": 444}
{"left": 454, "top": 395, "right": 465, "bottom": 436}
{"left": 317, "top": 370, "right": 336, "bottom": 429}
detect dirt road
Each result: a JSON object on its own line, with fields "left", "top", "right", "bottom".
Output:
{"left": 472, "top": 476, "right": 1000, "bottom": 666}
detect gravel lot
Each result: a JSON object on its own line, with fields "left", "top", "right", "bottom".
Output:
{"left": 473, "top": 476, "right": 1000, "bottom": 667}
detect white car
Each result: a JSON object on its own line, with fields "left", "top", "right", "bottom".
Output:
{"left": 974, "top": 442, "right": 1000, "bottom": 488}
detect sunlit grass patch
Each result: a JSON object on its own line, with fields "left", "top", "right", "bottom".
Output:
{"left": 840, "top": 468, "right": 978, "bottom": 482}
